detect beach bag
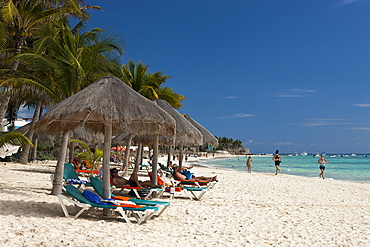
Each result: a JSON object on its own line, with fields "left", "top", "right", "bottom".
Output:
{"left": 83, "top": 190, "right": 108, "bottom": 204}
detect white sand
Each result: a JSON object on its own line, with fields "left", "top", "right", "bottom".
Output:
{"left": 1, "top": 155, "right": 370, "bottom": 246}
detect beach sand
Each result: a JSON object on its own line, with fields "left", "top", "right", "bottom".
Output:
{"left": 1, "top": 155, "right": 370, "bottom": 246}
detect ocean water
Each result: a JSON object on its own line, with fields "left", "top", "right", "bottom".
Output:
{"left": 204, "top": 155, "right": 370, "bottom": 184}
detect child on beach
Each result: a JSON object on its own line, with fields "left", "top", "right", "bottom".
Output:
{"left": 272, "top": 150, "right": 282, "bottom": 175}
{"left": 318, "top": 155, "right": 328, "bottom": 179}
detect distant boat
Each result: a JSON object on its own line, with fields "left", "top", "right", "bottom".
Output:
{"left": 300, "top": 151, "right": 308, "bottom": 156}
{"left": 313, "top": 153, "right": 320, "bottom": 157}
{"left": 329, "top": 154, "right": 336, "bottom": 157}
{"left": 341, "top": 154, "right": 348, "bottom": 157}
{"left": 351, "top": 153, "right": 357, "bottom": 157}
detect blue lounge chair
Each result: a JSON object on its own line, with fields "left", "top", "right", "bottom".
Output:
{"left": 90, "top": 177, "right": 170, "bottom": 217}
{"left": 58, "top": 185, "right": 158, "bottom": 224}
{"left": 63, "top": 163, "right": 91, "bottom": 188}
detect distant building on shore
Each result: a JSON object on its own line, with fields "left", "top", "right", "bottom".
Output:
{"left": 1, "top": 118, "right": 32, "bottom": 132}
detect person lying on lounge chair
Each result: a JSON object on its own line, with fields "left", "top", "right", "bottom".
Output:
{"left": 173, "top": 165, "right": 217, "bottom": 182}
{"left": 110, "top": 168, "right": 163, "bottom": 188}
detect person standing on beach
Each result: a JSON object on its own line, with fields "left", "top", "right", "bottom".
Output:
{"left": 272, "top": 150, "right": 282, "bottom": 175}
{"left": 318, "top": 154, "right": 328, "bottom": 179}
{"left": 246, "top": 156, "right": 252, "bottom": 173}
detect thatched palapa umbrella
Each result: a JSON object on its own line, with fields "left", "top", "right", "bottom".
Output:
{"left": 153, "top": 99, "right": 203, "bottom": 171}
{"left": 35, "top": 76, "right": 176, "bottom": 197}
{"left": 182, "top": 114, "right": 219, "bottom": 148}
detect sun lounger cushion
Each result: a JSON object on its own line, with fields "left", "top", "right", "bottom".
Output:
{"left": 82, "top": 190, "right": 143, "bottom": 208}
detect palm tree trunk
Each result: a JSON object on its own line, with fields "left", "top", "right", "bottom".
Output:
{"left": 31, "top": 138, "right": 38, "bottom": 161}
{"left": 167, "top": 145, "right": 171, "bottom": 167}
{"left": 123, "top": 134, "right": 132, "bottom": 176}
{"left": 51, "top": 131, "right": 70, "bottom": 195}
{"left": 134, "top": 143, "right": 142, "bottom": 172}
{"left": 139, "top": 144, "right": 144, "bottom": 165}
{"left": 30, "top": 106, "right": 44, "bottom": 161}
{"left": 0, "top": 95, "right": 11, "bottom": 128}
{"left": 178, "top": 143, "right": 184, "bottom": 172}
{"left": 0, "top": 39, "right": 24, "bottom": 123}
{"left": 19, "top": 102, "right": 42, "bottom": 164}
{"left": 68, "top": 141, "right": 75, "bottom": 163}
{"left": 102, "top": 123, "right": 112, "bottom": 216}
{"left": 151, "top": 134, "right": 159, "bottom": 185}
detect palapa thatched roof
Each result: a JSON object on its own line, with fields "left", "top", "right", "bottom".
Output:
{"left": 112, "top": 100, "right": 205, "bottom": 147}
{"left": 153, "top": 99, "right": 203, "bottom": 146}
{"left": 182, "top": 113, "right": 219, "bottom": 147}
{"left": 15, "top": 123, "right": 55, "bottom": 143}
{"left": 34, "top": 76, "right": 176, "bottom": 137}
{"left": 71, "top": 125, "right": 104, "bottom": 144}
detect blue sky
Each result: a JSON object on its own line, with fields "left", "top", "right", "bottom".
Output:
{"left": 20, "top": 0, "right": 370, "bottom": 153}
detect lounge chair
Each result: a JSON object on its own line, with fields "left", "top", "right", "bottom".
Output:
{"left": 148, "top": 172, "right": 210, "bottom": 200}
{"left": 171, "top": 169, "right": 218, "bottom": 189}
{"left": 177, "top": 179, "right": 218, "bottom": 189}
{"left": 181, "top": 186, "right": 210, "bottom": 200}
{"left": 109, "top": 173, "right": 164, "bottom": 200}
{"left": 58, "top": 184, "right": 158, "bottom": 224}
{"left": 90, "top": 177, "right": 170, "bottom": 217}
{"left": 63, "top": 163, "right": 91, "bottom": 188}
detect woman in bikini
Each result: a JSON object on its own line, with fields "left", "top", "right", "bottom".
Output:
{"left": 272, "top": 150, "right": 282, "bottom": 175}
{"left": 318, "top": 154, "right": 328, "bottom": 179}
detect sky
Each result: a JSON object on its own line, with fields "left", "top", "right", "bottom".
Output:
{"left": 19, "top": 0, "right": 370, "bottom": 154}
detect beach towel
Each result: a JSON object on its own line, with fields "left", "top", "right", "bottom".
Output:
{"left": 67, "top": 179, "right": 87, "bottom": 185}
{"left": 83, "top": 190, "right": 142, "bottom": 208}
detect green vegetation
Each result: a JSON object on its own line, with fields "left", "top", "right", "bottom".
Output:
{"left": 0, "top": 1, "right": 185, "bottom": 163}
{"left": 216, "top": 136, "right": 243, "bottom": 151}
{"left": 70, "top": 139, "right": 103, "bottom": 173}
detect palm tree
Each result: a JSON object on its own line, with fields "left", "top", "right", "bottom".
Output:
{"left": 4, "top": 20, "right": 124, "bottom": 164}
{"left": 69, "top": 139, "right": 103, "bottom": 175}
{"left": 5, "top": 20, "right": 124, "bottom": 193}
{"left": 0, "top": 0, "right": 102, "bottom": 124}
{"left": 121, "top": 59, "right": 185, "bottom": 109}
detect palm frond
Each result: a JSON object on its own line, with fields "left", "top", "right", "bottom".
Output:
{"left": 0, "top": 132, "right": 33, "bottom": 147}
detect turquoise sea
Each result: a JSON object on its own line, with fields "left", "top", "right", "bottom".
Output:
{"left": 203, "top": 154, "right": 370, "bottom": 184}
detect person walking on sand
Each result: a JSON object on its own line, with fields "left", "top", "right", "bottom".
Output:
{"left": 272, "top": 150, "right": 282, "bottom": 175}
{"left": 318, "top": 154, "right": 328, "bottom": 179}
{"left": 246, "top": 156, "right": 253, "bottom": 173}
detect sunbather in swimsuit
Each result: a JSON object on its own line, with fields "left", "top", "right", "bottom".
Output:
{"left": 110, "top": 168, "right": 162, "bottom": 188}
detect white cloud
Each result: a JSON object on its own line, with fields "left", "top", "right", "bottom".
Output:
{"left": 298, "top": 118, "right": 349, "bottom": 126}
{"left": 276, "top": 141, "right": 294, "bottom": 145}
{"left": 275, "top": 94, "right": 303, "bottom": 98}
{"left": 245, "top": 140, "right": 253, "bottom": 144}
{"left": 269, "top": 88, "right": 316, "bottom": 98}
{"left": 349, "top": 127, "right": 370, "bottom": 130}
{"left": 354, "top": 104, "right": 370, "bottom": 107}
{"left": 17, "top": 107, "right": 33, "bottom": 118}
{"left": 224, "top": 96, "right": 237, "bottom": 99}
{"left": 340, "top": 0, "right": 360, "bottom": 5}
{"left": 217, "top": 113, "right": 256, "bottom": 119}
{"left": 287, "top": 89, "right": 316, "bottom": 93}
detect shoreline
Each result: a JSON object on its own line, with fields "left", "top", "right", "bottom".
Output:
{"left": 195, "top": 154, "right": 370, "bottom": 186}
{"left": 1, "top": 157, "right": 370, "bottom": 246}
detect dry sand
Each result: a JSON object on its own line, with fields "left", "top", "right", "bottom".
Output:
{"left": 1, "top": 155, "right": 370, "bottom": 246}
